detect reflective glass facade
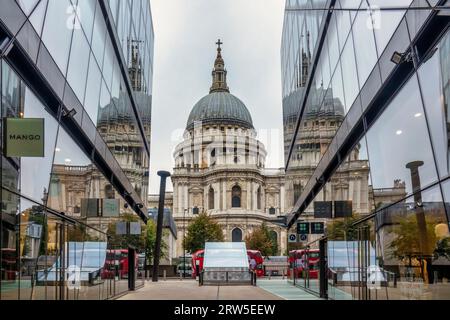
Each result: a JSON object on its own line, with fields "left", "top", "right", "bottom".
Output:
{"left": 282, "top": 0, "right": 450, "bottom": 299}
{"left": 0, "top": 0, "right": 153, "bottom": 300}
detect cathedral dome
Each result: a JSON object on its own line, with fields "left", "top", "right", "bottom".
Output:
{"left": 186, "top": 40, "right": 254, "bottom": 131}
{"left": 187, "top": 92, "right": 254, "bottom": 130}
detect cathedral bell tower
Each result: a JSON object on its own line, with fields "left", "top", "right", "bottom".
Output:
{"left": 210, "top": 39, "right": 230, "bottom": 94}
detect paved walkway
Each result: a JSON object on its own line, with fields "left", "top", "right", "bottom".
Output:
{"left": 257, "top": 280, "right": 321, "bottom": 300}
{"left": 119, "top": 280, "right": 282, "bottom": 300}
{"left": 119, "top": 279, "right": 321, "bottom": 300}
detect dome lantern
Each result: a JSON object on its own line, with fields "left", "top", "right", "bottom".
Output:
{"left": 186, "top": 40, "right": 254, "bottom": 131}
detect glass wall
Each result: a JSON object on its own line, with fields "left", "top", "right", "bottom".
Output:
{"left": 1, "top": 0, "right": 153, "bottom": 299}
{"left": 12, "top": 0, "right": 153, "bottom": 206}
{"left": 1, "top": 59, "right": 147, "bottom": 300}
{"left": 282, "top": 0, "right": 450, "bottom": 299}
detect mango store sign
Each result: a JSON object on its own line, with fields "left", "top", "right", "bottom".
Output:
{"left": 3, "top": 118, "right": 45, "bottom": 158}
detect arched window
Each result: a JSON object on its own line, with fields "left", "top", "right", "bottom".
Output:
{"left": 209, "top": 187, "right": 215, "bottom": 210}
{"left": 269, "top": 207, "right": 276, "bottom": 215}
{"left": 294, "top": 183, "right": 303, "bottom": 204}
{"left": 210, "top": 148, "right": 216, "bottom": 166}
{"left": 232, "top": 228, "right": 243, "bottom": 242}
{"left": 257, "top": 187, "right": 262, "bottom": 210}
{"left": 232, "top": 186, "right": 241, "bottom": 208}
{"left": 105, "top": 184, "right": 115, "bottom": 199}
{"left": 193, "top": 207, "right": 200, "bottom": 215}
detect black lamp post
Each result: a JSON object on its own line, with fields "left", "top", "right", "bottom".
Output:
{"left": 152, "top": 171, "right": 171, "bottom": 282}
{"left": 183, "top": 208, "right": 188, "bottom": 279}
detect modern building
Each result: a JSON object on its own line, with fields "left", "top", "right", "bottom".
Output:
{"left": 1, "top": 0, "right": 154, "bottom": 300}
{"left": 170, "top": 42, "right": 288, "bottom": 258}
{"left": 281, "top": 0, "right": 450, "bottom": 299}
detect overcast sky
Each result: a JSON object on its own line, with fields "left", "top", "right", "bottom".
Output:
{"left": 149, "top": 0, "right": 286, "bottom": 193}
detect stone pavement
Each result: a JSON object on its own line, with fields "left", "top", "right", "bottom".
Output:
{"left": 119, "top": 279, "right": 281, "bottom": 300}
{"left": 257, "top": 280, "right": 320, "bottom": 300}
{"left": 119, "top": 279, "right": 320, "bottom": 300}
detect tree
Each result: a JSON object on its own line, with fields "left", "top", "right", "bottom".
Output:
{"left": 184, "top": 213, "right": 224, "bottom": 253}
{"left": 245, "top": 223, "right": 277, "bottom": 257}
{"left": 389, "top": 215, "right": 437, "bottom": 262}
{"left": 326, "top": 215, "right": 361, "bottom": 240}
{"left": 145, "top": 219, "right": 168, "bottom": 264}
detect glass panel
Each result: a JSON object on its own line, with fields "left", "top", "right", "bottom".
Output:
{"left": 41, "top": 0, "right": 74, "bottom": 74}
{"left": 367, "top": 76, "right": 439, "bottom": 207}
{"left": 340, "top": 34, "right": 360, "bottom": 113}
{"left": 83, "top": 54, "right": 102, "bottom": 124}
{"left": 1, "top": 62, "right": 59, "bottom": 204}
{"left": 75, "top": 0, "right": 96, "bottom": 41}
{"left": 374, "top": 186, "right": 450, "bottom": 300}
{"left": 352, "top": 11, "right": 378, "bottom": 88}
{"left": 369, "top": 0, "right": 412, "bottom": 56}
{"left": 417, "top": 30, "right": 450, "bottom": 179}
{"left": 28, "top": 0, "right": 48, "bottom": 36}
{"left": 0, "top": 191, "right": 19, "bottom": 300}
{"left": 204, "top": 242, "right": 249, "bottom": 269}
{"left": 16, "top": 0, "right": 40, "bottom": 16}
{"left": 442, "top": 180, "right": 450, "bottom": 223}
{"left": 91, "top": 4, "right": 107, "bottom": 67}
{"left": 67, "top": 24, "right": 90, "bottom": 104}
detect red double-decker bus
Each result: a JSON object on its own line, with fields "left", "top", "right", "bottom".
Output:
{"left": 191, "top": 249, "right": 265, "bottom": 278}
{"left": 247, "top": 250, "right": 264, "bottom": 277}
{"left": 191, "top": 249, "right": 205, "bottom": 278}
{"left": 101, "top": 249, "right": 138, "bottom": 279}
{"left": 288, "top": 249, "right": 320, "bottom": 279}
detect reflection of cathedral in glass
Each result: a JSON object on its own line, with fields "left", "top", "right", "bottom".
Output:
{"left": 47, "top": 42, "right": 152, "bottom": 229}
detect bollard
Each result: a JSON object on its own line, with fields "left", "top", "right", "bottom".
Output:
{"left": 163, "top": 270, "right": 167, "bottom": 281}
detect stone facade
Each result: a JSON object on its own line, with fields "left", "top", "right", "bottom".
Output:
{"left": 170, "top": 41, "right": 287, "bottom": 258}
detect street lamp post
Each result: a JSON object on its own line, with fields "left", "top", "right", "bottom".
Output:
{"left": 183, "top": 208, "right": 188, "bottom": 279}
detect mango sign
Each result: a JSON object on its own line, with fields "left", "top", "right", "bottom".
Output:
{"left": 3, "top": 118, "right": 45, "bottom": 157}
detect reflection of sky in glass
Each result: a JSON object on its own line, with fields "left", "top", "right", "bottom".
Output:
{"left": 20, "top": 88, "right": 59, "bottom": 202}
{"left": 53, "top": 127, "right": 91, "bottom": 166}
{"left": 204, "top": 243, "right": 249, "bottom": 269}
{"left": 40, "top": 242, "right": 107, "bottom": 281}
{"left": 366, "top": 77, "right": 438, "bottom": 195}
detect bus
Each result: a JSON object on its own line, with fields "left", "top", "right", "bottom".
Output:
{"left": 191, "top": 250, "right": 205, "bottom": 278}
{"left": 247, "top": 250, "right": 264, "bottom": 277}
{"left": 288, "top": 249, "right": 320, "bottom": 279}
{"left": 101, "top": 249, "right": 138, "bottom": 279}
{"left": 192, "top": 249, "right": 265, "bottom": 278}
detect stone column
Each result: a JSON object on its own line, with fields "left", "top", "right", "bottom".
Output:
{"left": 184, "top": 184, "right": 189, "bottom": 212}
{"left": 280, "top": 185, "right": 285, "bottom": 213}
{"left": 247, "top": 181, "right": 252, "bottom": 210}
{"left": 173, "top": 182, "right": 178, "bottom": 214}
{"left": 222, "top": 180, "right": 227, "bottom": 210}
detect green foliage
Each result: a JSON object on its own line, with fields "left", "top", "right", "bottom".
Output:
{"left": 390, "top": 215, "right": 437, "bottom": 261}
{"left": 326, "top": 215, "right": 361, "bottom": 240}
{"left": 434, "top": 237, "right": 450, "bottom": 260}
{"left": 184, "top": 213, "right": 224, "bottom": 254}
{"left": 245, "top": 223, "right": 277, "bottom": 257}
{"left": 145, "top": 219, "right": 168, "bottom": 263}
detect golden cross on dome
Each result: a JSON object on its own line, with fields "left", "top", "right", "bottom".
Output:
{"left": 216, "top": 39, "right": 223, "bottom": 50}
